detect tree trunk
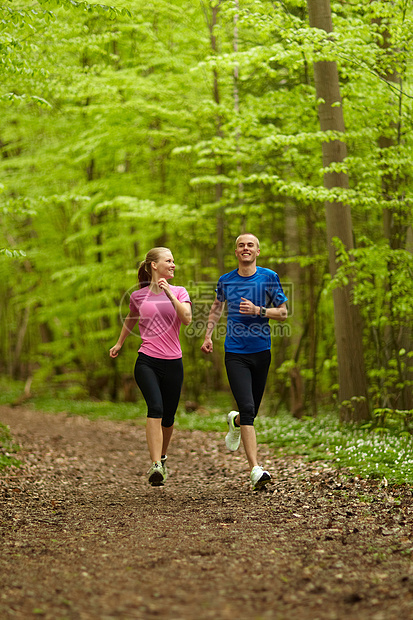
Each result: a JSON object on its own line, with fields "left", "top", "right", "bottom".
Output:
{"left": 305, "top": 206, "right": 319, "bottom": 416}
{"left": 12, "top": 305, "right": 30, "bottom": 379}
{"left": 373, "top": 15, "right": 413, "bottom": 412}
{"left": 307, "top": 0, "right": 370, "bottom": 422}
{"left": 284, "top": 200, "right": 305, "bottom": 417}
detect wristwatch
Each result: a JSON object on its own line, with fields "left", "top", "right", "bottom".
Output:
{"left": 260, "top": 306, "right": 267, "bottom": 317}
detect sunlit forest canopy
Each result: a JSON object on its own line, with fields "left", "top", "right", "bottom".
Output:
{"left": 1, "top": 0, "right": 412, "bottom": 421}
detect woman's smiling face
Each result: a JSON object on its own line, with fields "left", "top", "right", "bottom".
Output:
{"left": 153, "top": 250, "right": 176, "bottom": 279}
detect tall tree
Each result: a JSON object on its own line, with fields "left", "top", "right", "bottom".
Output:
{"left": 370, "top": 2, "right": 413, "bottom": 412}
{"left": 306, "top": 0, "right": 370, "bottom": 421}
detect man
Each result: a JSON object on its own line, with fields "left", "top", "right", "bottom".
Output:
{"left": 201, "top": 233, "right": 288, "bottom": 490}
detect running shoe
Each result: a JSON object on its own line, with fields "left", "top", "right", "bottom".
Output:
{"left": 250, "top": 465, "right": 271, "bottom": 490}
{"left": 225, "top": 411, "right": 241, "bottom": 451}
{"left": 161, "top": 455, "right": 168, "bottom": 481}
{"left": 147, "top": 461, "right": 165, "bottom": 486}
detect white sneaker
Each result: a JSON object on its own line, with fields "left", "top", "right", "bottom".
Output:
{"left": 250, "top": 465, "right": 271, "bottom": 490}
{"left": 225, "top": 411, "right": 241, "bottom": 451}
{"left": 147, "top": 461, "right": 165, "bottom": 486}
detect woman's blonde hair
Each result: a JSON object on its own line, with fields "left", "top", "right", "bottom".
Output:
{"left": 137, "top": 247, "right": 171, "bottom": 289}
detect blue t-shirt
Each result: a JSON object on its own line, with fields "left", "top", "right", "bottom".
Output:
{"left": 216, "top": 266, "right": 288, "bottom": 354}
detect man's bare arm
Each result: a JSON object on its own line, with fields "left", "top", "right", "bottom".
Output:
{"left": 200, "top": 297, "right": 225, "bottom": 354}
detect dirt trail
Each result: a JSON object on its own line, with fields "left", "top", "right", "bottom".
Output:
{"left": 1, "top": 405, "right": 413, "bottom": 620}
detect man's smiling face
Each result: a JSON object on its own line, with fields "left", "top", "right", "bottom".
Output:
{"left": 235, "top": 234, "right": 260, "bottom": 265}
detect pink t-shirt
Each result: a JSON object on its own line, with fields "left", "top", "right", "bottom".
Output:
{"left": 129, "top": 285, "right": 191, "bottom": 359}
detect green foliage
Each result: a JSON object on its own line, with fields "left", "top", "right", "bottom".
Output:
{"left": 329, "top": 239, "right": 413, "bottom": 409}
{"left": 0, "top": 423, "right": 20, "bottom": 471}
{"left": 37, "top": 0, "right": 131, "bottom": 18}
{"left": 0, "top": 248, "right": 26, "bottom": 258}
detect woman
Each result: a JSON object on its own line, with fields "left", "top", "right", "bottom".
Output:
{"left": 110, "top": 247, "right": 192, "bottom": 486}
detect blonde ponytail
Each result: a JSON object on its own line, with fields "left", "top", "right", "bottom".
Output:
{"left": 137, "top": 247, "right": 170, "bottom": 289}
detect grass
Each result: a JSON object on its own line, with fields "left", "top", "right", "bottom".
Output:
{"left": 255, "top": 413, "right": 413, "bottom": 485}
{"left": 1, "top": 379, "right": 413, "bottom": 484}
{"left": 23, "top": 396, "right": 149, "bottom": 422}
{"left": 0, "top": 423, "right": 20, "bottom": 470}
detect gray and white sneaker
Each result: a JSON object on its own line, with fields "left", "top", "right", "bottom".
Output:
{"left": 147, "top": 461, "right": 165, "bottom": 486}
{"left": 161, "top": 455, "right": 168, "bottom": 481}
{"left": 250, "top": 465, "right": 271, "bottom": 490}
{"left": 225, "top": 411, "right": 241, "bottom": 451}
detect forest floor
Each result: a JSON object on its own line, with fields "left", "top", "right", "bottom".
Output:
{"left": 1, "top": 406, "right": 413, "bottom": 620}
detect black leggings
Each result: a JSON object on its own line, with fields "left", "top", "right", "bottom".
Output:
{"left": 225, "top": 350, "right": 271, "bottom": 426}
{"left": 134, "top": 353, "right": 183, "bottom": 428}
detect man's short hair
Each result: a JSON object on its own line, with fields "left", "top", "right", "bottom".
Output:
{"left": 235, "top": 233, "right": 260, "bottom": 249}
